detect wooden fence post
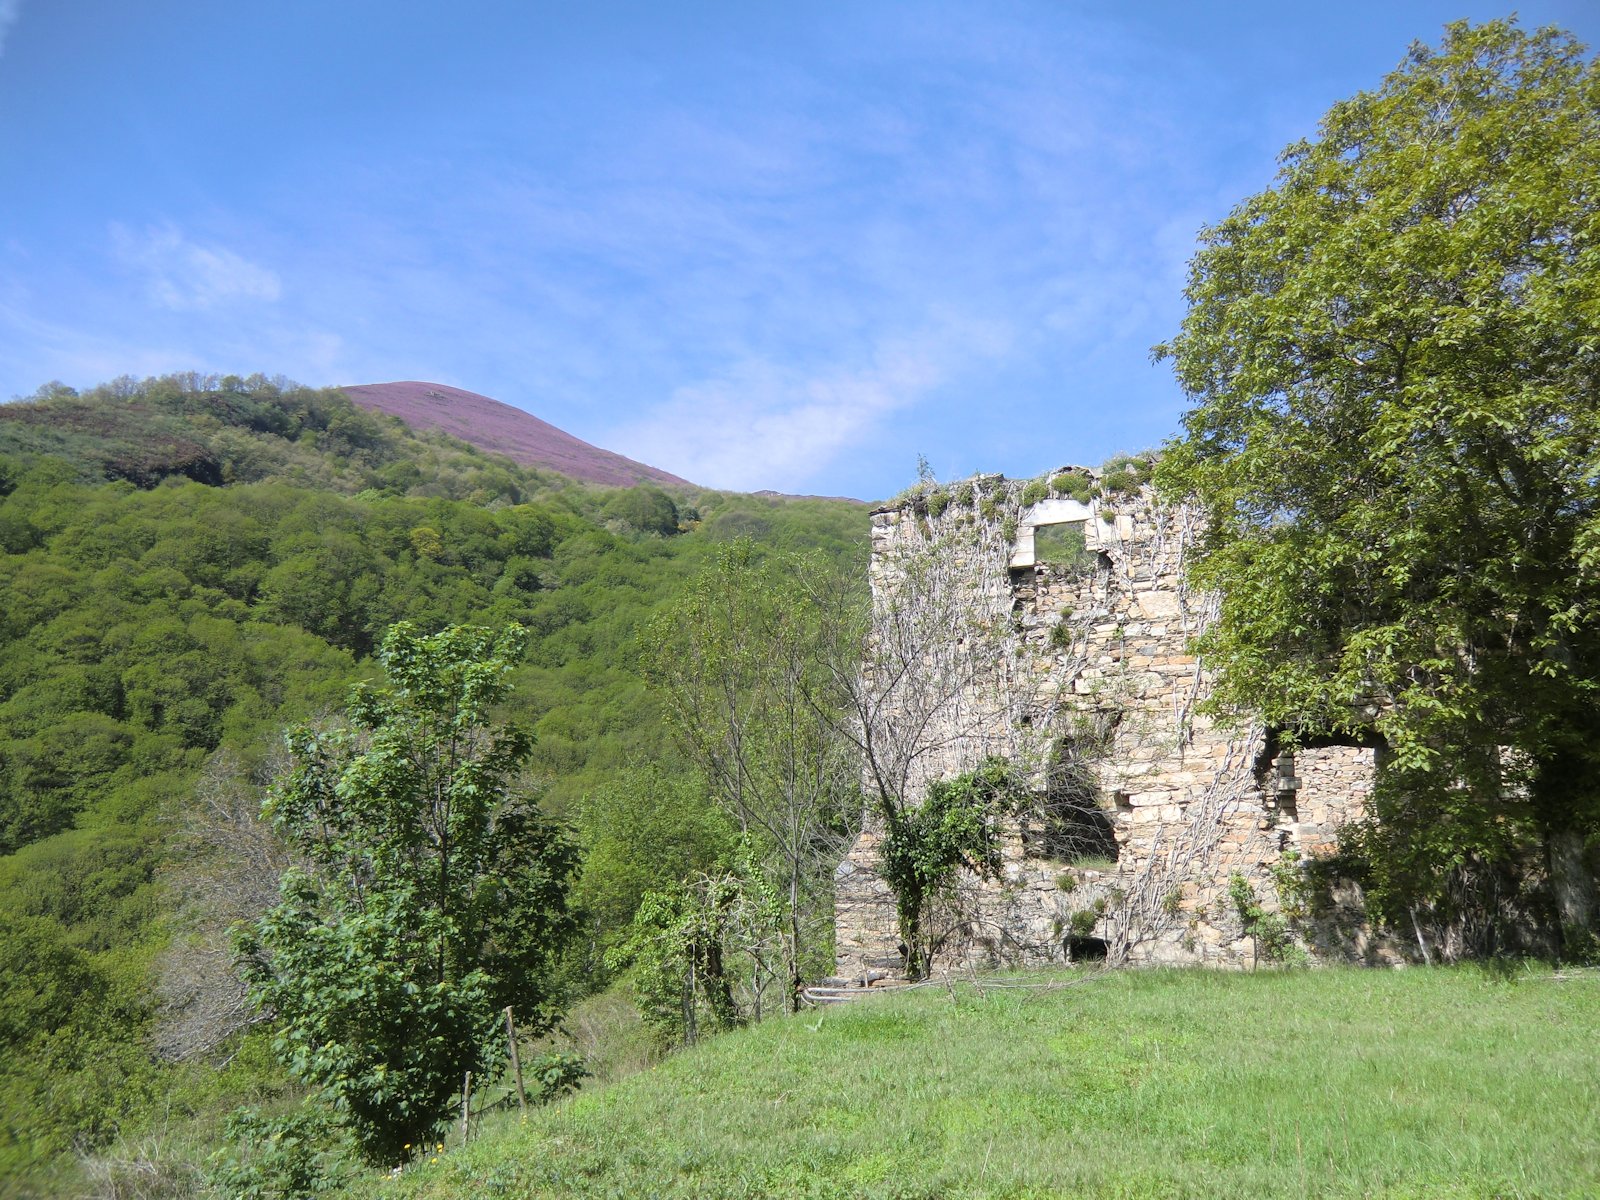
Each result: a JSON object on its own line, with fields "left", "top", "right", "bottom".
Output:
{"left": 504, "top": 1005, "right": 528, "bottom": 1113}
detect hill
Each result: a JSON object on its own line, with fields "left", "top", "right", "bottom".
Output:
{"left": 352, "top": 967, "right": 1600, "bottom": 1199}
{"left": 0, "top": 373, "right": 570, "bottom": 500}
{"left": 341, "top": 381, "right": 691, "bottom": 489}
{"left": 0, "top": 371, "right": 870, "bottom": 1195}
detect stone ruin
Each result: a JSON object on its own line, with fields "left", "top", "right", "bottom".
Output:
{"left": 833, "top": 465, "right": 1383, "bottom": 975}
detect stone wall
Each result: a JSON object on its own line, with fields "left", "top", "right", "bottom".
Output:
{"left": 834, "top": 468, "right": 1377, "bottom": 976}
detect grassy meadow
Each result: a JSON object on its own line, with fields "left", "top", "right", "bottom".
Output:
{"left": 344, "top": 965, "right": 1600, "bottom": 1199}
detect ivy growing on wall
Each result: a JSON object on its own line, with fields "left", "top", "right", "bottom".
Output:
{"left": 878, "top": 758, "right": 1020, "bottom": 980}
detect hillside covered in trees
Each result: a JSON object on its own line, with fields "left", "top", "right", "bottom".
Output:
{"left": 0, "top": 373, "right": 869, "bottom": 1195}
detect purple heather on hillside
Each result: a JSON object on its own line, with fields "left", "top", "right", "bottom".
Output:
{"left": 340, "top": 381, "right": 692, "bottom": 490}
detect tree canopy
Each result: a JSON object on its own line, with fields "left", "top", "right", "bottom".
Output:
{"left": 1155, "top": 19, "right": 1600, "bottom": 946}
{"left": 239, "top": 623, "right": 579, "bottom": 1164}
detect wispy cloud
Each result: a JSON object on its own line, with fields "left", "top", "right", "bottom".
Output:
{"left": 0, "top": 295, "right": 193, "bottom": 397}
{"left": 610, "top": 317, "right": 1010, "bottom": 491}
{"left": 0, "top": 1, "right": 21, "bottom": 58}
{"left": 111, "top": 223, "right": 282, "bottom": 311}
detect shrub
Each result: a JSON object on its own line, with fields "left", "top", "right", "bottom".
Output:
{"left": 1051, "top": 473, "right": 1092, "bottom": 502}
{"left": 206, "top": 1106, "right": 354, "bottom": 1200}
{"left": 1099, "top": 454, "right": 1153, "bottom": 497}
{"left": 527, "top": 1052, "right": 589, "bottom": 1103}
{"left": 879, "top": 758, "right": 1019, "bottom": 979}
{"left": 1228, "top": 872, "right": 1308, "bottom": 968}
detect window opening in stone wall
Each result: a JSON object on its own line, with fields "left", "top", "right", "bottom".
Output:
{"left": 1024, "top": 737, "right": 1120, "bottom": 866}
{"left": 1032, "top": 520, "right": 1098, "bottom": 577}
{"left": 1256, "top": 727, "right": 1383, "bottom": 821}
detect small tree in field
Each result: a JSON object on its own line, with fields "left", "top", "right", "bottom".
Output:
{"left": 238, "top": 623, "right": 578, "bottom": 1164}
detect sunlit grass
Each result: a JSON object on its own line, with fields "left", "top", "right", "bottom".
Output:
{"left": 347, "top": 966, "right": 1600, "bottom": 1199}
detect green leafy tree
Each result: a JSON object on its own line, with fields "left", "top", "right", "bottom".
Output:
{"left": 0, "top": 912, "right": 159, "bottom": 1187}
{"left": 605, "top": 854, "right": 781, "bottom": 1047}
{"left": 573, "top": 765, "right": 736, "bottom": 953}
{"left": 238, "top": 623, "right": 579, "bottom": 1164}
{"left": 603, "top": 485, "right": 679, "bottom": 536}
{"left": 1155, "top": 20, "right": 1600, "bottom": 949}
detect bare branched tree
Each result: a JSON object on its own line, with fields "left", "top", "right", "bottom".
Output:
{"left": 154, "top": 748, "right": 296, "bottom": 1061}
{"left": 844, "top": 486, "right": 1054, "bottom": 799}
{"left": 641, "top": 542, "right": 862, "bottom": 1010}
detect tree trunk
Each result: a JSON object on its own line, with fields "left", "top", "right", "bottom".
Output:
{"left": 698, "top": 937, "right": 741, "bottom": 1029}
{"left": 787, "top": 870, "right": 803, "bottom": 1013}
{"left": 898, "top": 898, "right": 926, "bottom": 981}
{"left": 1529, "top": 747, "right": 1599, "bottom": 957}
{"left": 683, "top": 960, "right": 697, "bottom": 1046}
{"left": 1546, "top": 825, "right": 1597, "bottom": 952}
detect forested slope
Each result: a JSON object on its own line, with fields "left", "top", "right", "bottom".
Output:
{"left": 0, "top": 374, "right": 869, "bottom": 1194}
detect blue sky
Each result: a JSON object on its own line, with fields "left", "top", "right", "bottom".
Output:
{"left": 2, "top": 2, "right": 1596, "bottom": 499}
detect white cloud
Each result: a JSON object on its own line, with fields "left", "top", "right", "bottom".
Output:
{"left": 111, "top": 223, "right": 282, "bottom": 311}
{"left": 0, "top": 266, "right": 349, "bottom": 399}
{"left": 0, "top": 1, "right": 20, "bottom": 58}
{"left": 610, "top": 318, "right": 1009, "bottom": 492}
{"left": 0, "top": 8, "right": 1224, "bottom": 497}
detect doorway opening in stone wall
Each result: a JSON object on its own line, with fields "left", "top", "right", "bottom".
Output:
{"left": 1025, "top": 735, "right": 1120, "bottom": 869}
{"left": 1064, "top": 934, "right": 1109, "bottom": 962}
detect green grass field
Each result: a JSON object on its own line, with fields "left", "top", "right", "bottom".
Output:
{"left": 348, "top": 966, "right": 1600, "bottom": 1199}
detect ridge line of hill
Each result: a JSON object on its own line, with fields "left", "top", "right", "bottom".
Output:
{"left": 340, "top": 380, "right": 692, "bottom": 490}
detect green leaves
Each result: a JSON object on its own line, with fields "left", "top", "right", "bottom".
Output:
{"left": 1157, "top": 19, "right": 1600, "bottom": 942}
{"left": 639, "top": 539, "right": 861, "bottom": 1008}
{"left": 243, "top": 622, "right": 578, "bottom": 1164}
{"left": 880, "top": 758, "right": 1019, "bottom": 980}
{"left": 606, "top": 864, "right": 768, "bottom": 1047}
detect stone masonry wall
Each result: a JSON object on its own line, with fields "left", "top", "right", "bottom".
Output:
{"left": 834, "top": 469, "right": 1377, "bottom": 976}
